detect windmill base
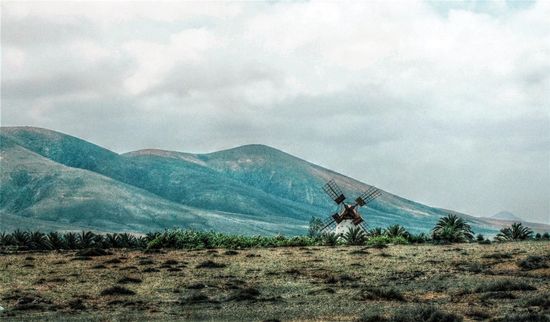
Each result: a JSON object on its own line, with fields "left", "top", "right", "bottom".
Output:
{"left": 334, "top": 219, "right": 365, "bottom": 236}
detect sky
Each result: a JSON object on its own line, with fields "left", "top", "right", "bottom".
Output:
{"left": 1, "top": 1, "right": 549, "bottom": 224}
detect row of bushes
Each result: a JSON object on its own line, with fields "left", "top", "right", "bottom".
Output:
{"left": 0, "top": 215, "right": 547, "bottom": 251}
{"left": 0, "top": 230, "right": 148, "bottom": 250}
{"left": 310, "top": 214, "right": 547, "bottom": 244}
{"left": 0, "top": 228, "right": 411, "bottom": 251}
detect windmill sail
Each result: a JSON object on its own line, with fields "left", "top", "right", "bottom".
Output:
{"left": 320, "top": 215, "right": 337, "bottom": 232}
{"left": 322, "top": 179, "right": 346, "bottom": 204}
{"left": 355, "top": 187, "right": 382, "bottom": 206}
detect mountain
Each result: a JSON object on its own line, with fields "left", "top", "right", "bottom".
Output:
{"left": 2, "top": 126, "right": 543, "bottom": 235}
{"left": 490, "top": 211, "right": 523, "bottom": 222}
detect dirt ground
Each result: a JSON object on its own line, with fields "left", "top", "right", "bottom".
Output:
{"left": 0, "top": 241, "right": 549, "bottom": 321}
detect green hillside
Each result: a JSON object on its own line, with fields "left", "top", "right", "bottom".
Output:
{"left": 0, "top": 126, "right": 504, "bottom": 235}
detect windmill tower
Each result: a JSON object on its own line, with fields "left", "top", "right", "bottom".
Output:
{"left": 320, "top": 179, "right": 382, "bottom": 235}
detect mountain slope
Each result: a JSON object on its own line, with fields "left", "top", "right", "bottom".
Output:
{"left": 1, "top": 127, "right": 318, "bottom": 223}
{"left": 2, "top": 126, "right": 537, "bottom": 235}
{"left": 490, "top": 211, "right": 523, "bottom": 221}
{"left": 126, "top": 145, "right": 499, "bottom": 234}
{"left": 0, "top": 135, "right": 304, "bottom": 234}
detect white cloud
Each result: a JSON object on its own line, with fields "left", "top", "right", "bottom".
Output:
{"left": 1, "top": 0, "right": 549, "bottom": 223}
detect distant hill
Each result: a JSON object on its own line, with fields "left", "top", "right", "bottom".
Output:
{"left": 490, "top": 211, "right": 523, "bottom": 222}
{"left": 2, "top": 126, "right": 545, "bottom": 235}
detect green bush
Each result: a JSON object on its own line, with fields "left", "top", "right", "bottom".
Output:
{"left": 367, "top": 236, "right": 408, "bottom": 246}
{"left": 432, "top": 214, "right": 474, "bottom": 243}
{"left": 496, "top": 223, "right": 533, "bottom": 241}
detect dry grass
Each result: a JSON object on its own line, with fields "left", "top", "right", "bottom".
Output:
{"left": 0, "top": 241, "right": 548, "bottom": 321}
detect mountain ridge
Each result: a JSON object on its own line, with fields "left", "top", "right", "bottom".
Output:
{"left": 490, "top": 211, "right": 523, "bottom": 222}
{"left": 1, "top": 126, "right": 547, "bottom": 234}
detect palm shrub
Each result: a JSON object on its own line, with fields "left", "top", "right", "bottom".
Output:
{"left": 47, "top": 232, "right": 66, "bottom": 249}
{"left": 367, "top": 236, "right": 391, "bottom": 247}
{"left": 408, "top": 232, "right": 429, "bottom": 244}
{"left": 432, "top": 214, "right": 474, "bottom": 243}
{"left": 64, "top": 232, "right": 79, "bottom": 249}
{"left": 145, "top": 232, "right": 160, "bottom": 243}
{"left": 496, "top": 223, "right": 533, "bottom": 241}
{"left": 12, "top": 229, "right": 30, "bottom": 248}
{"left": 117, "top": 233, "right": 137, "bottom": 248}
{"left": 384, "top": 224, "right": 409, "bottom": 239}
{"left": 92, "top": 234, "right": 105, "bottom": 248}
{"left": 368, "top": 227, "right": 383, "bottom": 237}
{"left": 321, "top": 232, "right": 340, "bottom": 246}
{"left": 78, "top": 231, "right": 96, "bottom": 248}
{"left": 343, "top": 226, "right": 368, "bottom": 245}
{"left": 105, "top": 233, "right": 119, "bottom": 248}
{"left": 29, "top": 231, "right": 50, "bottom": 250}
{"left": 0, "top": 232, "right": 15, "bottom": 246}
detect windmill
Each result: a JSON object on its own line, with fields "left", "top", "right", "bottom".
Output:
{"left": 320, "top": 179, "right": 382, "bottom": 235}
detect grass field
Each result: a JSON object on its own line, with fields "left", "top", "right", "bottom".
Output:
{"left": 1, "top": 241, "right": 549, "bottom": 321}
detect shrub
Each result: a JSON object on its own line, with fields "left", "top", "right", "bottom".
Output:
{"left": 321, "top": 232, "right": 340, "bottom": 246}
{"left": 474, "top": 280, "right": 536, "bottom": 293}
{"left": 492, "top": 313, "right": 550, "bottom": 322}
{"left": 117, "top": 277, "right": 142, "bottom": 284}
{"left": 100, "top": 286, "right": 135, "bottom": 296}
{"left": 524, "top": 294, "right": 550, "bottom": 309}
{"left": 482, "top": 252, "right": 512, "bottom": 260}
{"left": 357, "top": 287, "right": 405, "bottom": 301}
{"left": 343, "top": 227, "right": 368, "bottom": 245}
{"left": 195, "top": 260, "right": 226, "bottom": 269}
{"left": 496, "top": 223, "right": 533, "bottom": 241}
{"left": 432, "top": 214, "right": 474, "bottom": 243}
{"left": 308, "top": 216, "right": 324, "bottom": 238}
{"left": 391, "top": 236, "right": 409, "bottom": 245}
{"left": 367, "top": 236, "right": 407, "bottom": 246}
{"left": 387, "top": 306, "right": 463, "bottom": 322}
{"left": 367, "top": 236, "right": 391, "bottom": 248}
{"left": 517, "top": 256, "right": 548, "bottom": 270}
{"left": 384, "top": 224, "right": 409, "bottom": 239}
{"left": 368, "top": 227, "right": 384, "bottom": 237}
{"left": 227, "top": 287, "right": 261, "bottom": 301}
{"left": 357, "top": 312, "right": 388, "bottom": 322}
{"left": 75, "top": 248, "right": 111, "bottom": 257}
{"left": 181, "top": 293, "right": 211, "bottom": 304}
{"left": 47, "top": 232, "right": 66, "bottom": 249}
{"left": 408, "top": 233, "right": 429, "bottom": 244}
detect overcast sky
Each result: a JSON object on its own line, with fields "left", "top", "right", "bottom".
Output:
{"left": 1, "top": 1, "right": 549, "bottom": 223}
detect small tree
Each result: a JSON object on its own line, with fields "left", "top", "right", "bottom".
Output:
{"left": 496, "top": 223, "right": 533, "bottom": 241}
{"left": 47, "top": 232, "right": 66, "bottom": 249}
{"left": 343, "top": 226, "right": 368, "bottom": 245}
{"left": 308, "top": 216, "right": 324, "bottom": 238}
{"left": 384, "top": 224, "right": 409, "bottom": 239}
{"left": 368, "top": 227, "right": 383, "bottom": 237}
{"left": 64, "top": 232, "right": 79, "bottom": 249}
{"left": 321, "top": 232, "right": 340, "bottom": 246}
{"left": 432, "top": 214, "right": 474, "bottom": 243}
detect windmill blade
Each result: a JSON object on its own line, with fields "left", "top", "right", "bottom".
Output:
{"left": 363, "top": 190, "right": 382, "bottom": 204}
{"left": 355, "top": 187, "right": 382, "bottom": 206}
{"left": 322, "top": 179, "right": 346, "bottom": 204}
{"left": 320, "top": 216, "right": 337, "bottom": 233}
